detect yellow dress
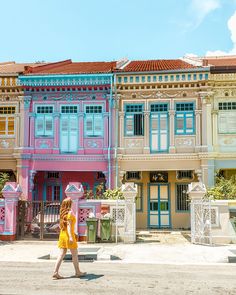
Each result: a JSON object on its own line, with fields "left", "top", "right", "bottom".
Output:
{"left": 58, "top": 212, "right": 77, "bottom": 249}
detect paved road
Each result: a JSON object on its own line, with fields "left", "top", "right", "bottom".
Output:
{"left": 0, "top": 261, "right": 236, "bottom": 295}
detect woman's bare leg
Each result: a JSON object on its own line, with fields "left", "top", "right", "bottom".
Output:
{"left": 53, "top": 248, "right": 67, "bottom": 278}
{"left": 70, "top": 248, "right": 86, "bottom": 276}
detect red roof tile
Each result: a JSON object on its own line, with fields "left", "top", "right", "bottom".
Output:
{"left": 121, "top": 59, "right": 197, "bottom": 72}
{"left": 25, "top": 60, "right": 117, "bottom": 75}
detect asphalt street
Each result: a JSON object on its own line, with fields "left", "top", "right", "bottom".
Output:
{"left": 0, "top": 261, "right": 236, "bottom": 295}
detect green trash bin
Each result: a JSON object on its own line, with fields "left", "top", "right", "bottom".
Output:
{"left": 86, "top": 218, "right": 98, "bottom": 243}
{"left": 100, "top": 218, "right": 112, "bottom": 242}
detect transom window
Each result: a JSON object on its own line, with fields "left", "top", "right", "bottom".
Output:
{"left": 47, "top": 172, "right": 60, "bottom": 179}
{"left": 61, "top": 106, "right": 78, "bottom": 113}
{"left": 125, "top": 104, "right": 144, "bottom": 136}
{"left": 176, "top": 184, "right": 189, "bottom": 211}
{"left": 176, "top": 103, "right": 194, "bottom": 111}
{"left": 0, "top": 106, "right": 15, "bottom": 136}
{"left": 0, "top": 107, "right": 15, "bottom": 114}
{"left": 36, "top": 106, "right": 53, "bottom": 113}
{"left": 177, "top": 170, "right": 193, "bottom": 180}
{"left": 126, "top": 171, "right": 141, "bottom": 180}
{"left": 151, "top": 104, "right": 168, "bottom": 112}
{"left": 219, "top": 102, "right": 236, "bottom": 110}
{"left": 86, "top": 106, "right": 102, "bottom": 113}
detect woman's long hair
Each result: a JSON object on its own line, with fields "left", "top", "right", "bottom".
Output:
{"left": 59, "top": 197, "right": 72, "bottom": 230}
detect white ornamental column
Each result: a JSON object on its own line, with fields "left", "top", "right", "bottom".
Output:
{"left": 169, "top": 110, "right": 176, "bottom": 153}
{"left": 195, "top": 110, "right": 202, "bottom": 152}
{"left": 143, "top": 111, "right": 150, "bottom": 153}
{"left": 121, "top": 182, "right": 137, "bottom": 243}
{"left": 119, "top": 112, "right": 124, "bottom": 151}
{"left": 212, "top": 110, "right": 219, "bottom": 152}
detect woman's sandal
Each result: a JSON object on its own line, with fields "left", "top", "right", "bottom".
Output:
{"left": 52, "top": 273, "right": 64, "bottom": 280}
{"left": 74, "top": 272, "right": 87, "bottom": 278}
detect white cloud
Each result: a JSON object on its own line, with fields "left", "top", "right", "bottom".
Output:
{"left": 206, "top": 10, "right": 236, "bottom": 56}
{"left": 190, "top": 0, "right": 221, "bottom": 28}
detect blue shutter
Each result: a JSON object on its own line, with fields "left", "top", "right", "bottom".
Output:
{"left": 94, "top": 114, "right": 103, "bottom": 136}
{"left": 125, "top": 114, "right": 134, "bottom": 136}
{"left": 36, "top": 115, "right": 44, "bottom": 136}
{"left": 85, "top": 114, "right": 93, "bottom": 136}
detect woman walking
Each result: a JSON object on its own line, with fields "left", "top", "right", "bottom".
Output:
{"left": 52, "top": 197, "right": 86, "bottom": 279}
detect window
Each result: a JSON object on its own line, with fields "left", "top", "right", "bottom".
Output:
{"left": 176, "top": 184, "right": 189, "bottom": 211}
{"left": 175, "top": 103, "right": 194, "bottom": 135}
{"left": 61, "top": 106, "right": 78, "bottom": 113}
{"left": 199, "top": 74, "right": 203, "bottom": 80}
{"left": 151, "top": 104, "right": 168, "bottom": 112}
{"left": 36, "top": 106, "right": 53, "bottom": 137}
{"left": 159, "top": 76, "right": 163, "bottom": 82}
{"left": 130, "top": 77, "right": 133, "bottom": 83}
{"left": 118, "top": 77, "right": 122, "bottom": 83}
{"left": 85, "top": 105, "right": 103, "bottom": 137}
{"left": 125, "top": 104, "right": 144, "bottom": 136}
{"left": 205, "top": 73, "right": 209, "bottom": 80}
{"left": 0, "top": 106, "right": 15, "bottom": 136}
{"left": 176, "top": 170, "right": 193, "bottom": 180}
{"left": 182, "top": 74, "right": 186, "bottom": 81}
{"left": 124, "top": 77, "right": 128, "bottom": 83}
{"left": 126, "top": 171, "right": 141, "bottom": 180}
{"left": 147, "top": 76, "right": 151, "bottom": 82}
{"left": 193, "top": 74, "right": 197, "bottom": 80}
{"left": 142, "top": 76, "right": 145, "bottom": 82}
{"left": 153, "top": 76, "right": 157, "bottom": 82}
{"left": 135, "top": 77, "right": 140, "bottom": 83}
{"left": 188, "top": 74, "right": 191, "bottom": 81}
{"left": 170, "top": 75, "right": 174, "bottom": 81}
{"left": 164, "top": 75, "right": 168, "bottom": 82}
{"left": 218, "top": 102, "right": 236, "bottom": 133}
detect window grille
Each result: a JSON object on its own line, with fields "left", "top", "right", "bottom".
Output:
{"left": 176, "top": 103, "right": 194, "bottom": 111}
{"left": 0, "top": 107, "right": 16, "bottom": 114}
{"left": 61, "top": 106, "right": 78, "bottom": 113}
{"left": 85, "top": 105, "right": 102, "bottom": 113}
{"left": 176, "top": 184, "right": 189, "bottom": 211}
{"left": 47, "top": 172, "right": 60, "bottom": 179}
{"left": 150, "top": 104, "right": 168, "bottom": 112}
{"left": 126, "top": 171, "right": 141, "bottom": 180}
{"left": 219, "top": 102, "right": 236, "bottom": 110}
{"left": 176, "top": 170, "right": 193, "bottom": 180}
{"left": 36, "top": 106, "right": 53, "bottom": 113}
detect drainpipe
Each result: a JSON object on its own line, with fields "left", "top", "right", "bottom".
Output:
{"left": 108, "top": 75, "right": 113, "bottom": 189}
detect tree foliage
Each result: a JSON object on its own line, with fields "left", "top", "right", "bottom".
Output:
{"left": 0, "top": 172, "right": 10, "bottom": 197}
{"left": 207, "top": 174, "right": 236, "bottom": 200}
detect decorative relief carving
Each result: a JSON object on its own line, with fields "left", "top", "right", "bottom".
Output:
{"left": 0, "top": 139, "right": 14, "bottom": 149}
{"left": 84, "top": 139, "right": 103, "bottom": 148}
{"left": 120, "top": 90, "right": 199, "bottom": 99}
{"left": 35, "top": 139, "right": 53, "bottom": 149}
{"left": 176, "top": 137, "right": 195, "bottom": 146}
{"left": 125, "top": 139, "right": 143, "bottom": 148}
{"left": 219, "top": 136, "right": 236, "bottom": 146}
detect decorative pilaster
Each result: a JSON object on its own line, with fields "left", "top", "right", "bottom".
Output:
{"left": 200, "top": 93, "right": 213, "bottom": 152}
{"left": 119, "top": 112, "right": 125, "bottom": 150}
{"left": 212, "top": 110, "right": 219, "bottom": 152}
{"left": 195, "top": 110, "right": 202, "bottom": 151}
{"left": 143, "top": 111, "right": 150, "bottom": 153}
{"left": 15, "top": 114, "right": 20, "bottom": 148}
{"left": 103, "top": 113, "right": 109, "bottom": 149}
{"left": 29, "top": 170, "right": 37, "bottom": 192}
{"left": 53, "top": 113, "right": 60, "bottom": 150}
{"left": 78, "top": 113, "right": 84, "bottom": 153}
{"left": 29, "top": 113, "right": 36, "bottom": 148}
{"left": 119, "top": 170, "right": 125, "bottom": 186}
{"left": 169, "top": 110, "right": 176, "bottom": 153}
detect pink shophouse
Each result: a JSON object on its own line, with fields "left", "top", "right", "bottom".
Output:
{"left": 18, "top": 60, "right": 116, "bottom": 202}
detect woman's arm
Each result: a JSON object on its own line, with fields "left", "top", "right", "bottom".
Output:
{"left": 67, "top": 219, "right": 73, "bottom": 243}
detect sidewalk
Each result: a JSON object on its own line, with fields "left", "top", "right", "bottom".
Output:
{"left": 1, "top": 239, "right": 236, "bottom": 265}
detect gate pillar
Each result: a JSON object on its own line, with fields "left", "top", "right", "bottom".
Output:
{"left": 65, "top": 182, "right": 84, "bottom": 237}
{"left": 188, "top": 182, "right": 211, "bottom": 244}
{"left": 122, "top": 182, "right": 137, "bottom": 243}
{"left": 0, "top": 182, "right": 22, "bottom": 241}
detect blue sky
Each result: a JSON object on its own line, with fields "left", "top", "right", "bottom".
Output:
{"left": 0, "top": 0, "right": 236, "bottom": 62}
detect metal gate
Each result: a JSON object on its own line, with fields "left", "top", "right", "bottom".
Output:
{"left": 191, "top": 198, "right": 212, "bottom": 245}
{"left": 17, "top": 200, "right": 61, "bottom": 240}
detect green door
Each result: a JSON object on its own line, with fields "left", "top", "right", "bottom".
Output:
{"left": 148, "top": 184, "right": 170, "bottom": 228}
